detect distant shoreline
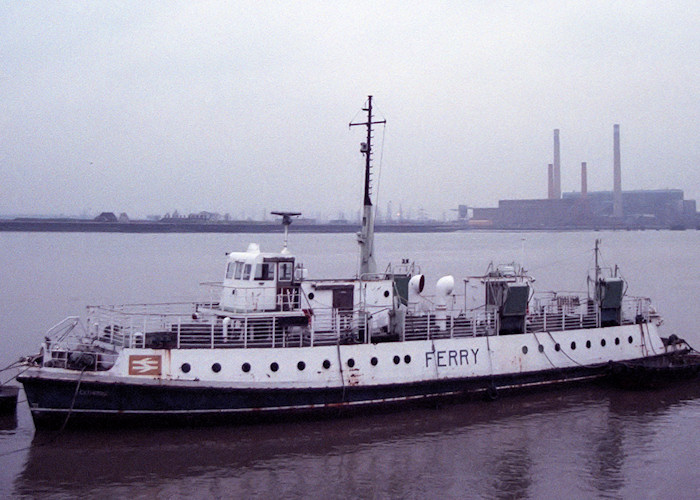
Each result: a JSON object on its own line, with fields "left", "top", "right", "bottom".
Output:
{"left": 0, "top": 218, "right": 695, "bottom": 233}
{"left": 0, "top": 219, "right": 464, "bottom": 234}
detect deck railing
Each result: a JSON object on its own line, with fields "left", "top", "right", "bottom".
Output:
{"left": 41, "top": 293, "right": 653, "bottom": 360}
{"left": 201, "top": 282, "right": 302, "bottom": 312}
{"left": 403, "top": 308, "right": 499, "bottom": 340}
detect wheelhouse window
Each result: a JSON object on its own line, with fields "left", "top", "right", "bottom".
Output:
{"left": 279, "top": 261, "right": 293, "bottom": 282}
{"left": 242, "top": 264, "right": 252, "bottom": 280}
{"left": 254, "top": 263, "right": 274, "bottom": 281}
{"left": 234, "top": 262, "right": 244, "bottom": 280}
{"left": 226, "top": 262, "right": 235, "bottom": 279}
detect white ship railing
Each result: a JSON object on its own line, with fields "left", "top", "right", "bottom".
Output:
{"left": 622, "top": 296, "right": 652, "bottom": 324}
{"left": 39, "top": 294, "right": 654, "bottom": 364}
{"left": 524, "top": 292, "right": 650, "bottom": 332}
{"left": 403, "top": 307, "right": 499, "bottom": 340}
{"left": 201, "top": 282, "right": 301, "bottom": 312}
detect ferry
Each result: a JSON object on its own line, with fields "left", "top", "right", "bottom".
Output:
{"left": 17, "top": 96, "right": 698, "bottom": 429}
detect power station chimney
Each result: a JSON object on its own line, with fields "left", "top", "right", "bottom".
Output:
{"left": 581, "top": 162, "right": 587, "bottom": 197}
{"left": 553, "top": 129, "right": 561, "bottom": 199}
{"left": 547, "top": 163, "right": 554, "bottom": 199}
{"left": 613, "top": 124, "right": 622, "bottom": 217}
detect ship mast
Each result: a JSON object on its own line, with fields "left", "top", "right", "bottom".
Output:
{"left": 350, "top": 95, "right": 386, "bottom": 277}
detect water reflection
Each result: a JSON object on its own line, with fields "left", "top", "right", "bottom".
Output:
{"left": 0, "top": 413, "right": 18, "bottom": 431}
{"left": 14, "top": 383, "right": 700, "bottom": 498}
{"left": 588, "top": 406, "right": 626, "bottom": 495}
{"left": 490, "top": 444, "right": 533, "bottom": 499}
{"left": 587, "top": 382, "right": 700, "bottom": 498}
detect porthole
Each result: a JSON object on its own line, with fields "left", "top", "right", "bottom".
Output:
{"left": 393, "top": 355, "right": 400, "bottom": 365}
{"left": 371, "top": 357, "right": 378, "bottom": 366}
{"left": 586, "top": 340, "right": 591, "bottom": 349}
{"left": 212, "top": 363, "right": 221, "bottom": 373}
{"left": 404, "top": 355, "right": 412, "bottom": 364}
{"left": 270, "top": 362, "right": 279, "bottom": 372}
{"left": 628, "top": 336, "right": 633, "bottom": 344}
{"left": 601, "top": 339, "right": 607, "bottom": 347}
{"left": 615, "top": 337, "right": 620, "bottom": 345}
{"left": 571, "top": 342, "right": 577, "bottom": 350}
{"left": 538, "top": 345, "right": 544, "bottom": 353}
{"left": 297, "top": 361, "right": 306, "bottom": 371}
{"left": 181, "top": 363, "right": 191, "bottom": 373}
{"left": 522, "top": 346, "right": 528, "bottom": 354}
{"left": 555, "top": 343, "right": 561, "bottom": 352}
{"left": 383, "top": 290, "right": 390, "bottom": 297}
{"left": 308, "top": 292, "right": 315, "bottom": 300}
{"left": 323, "top": 359, "right": 331, "bottom": 369}
{"left": 347, "top": 358, "right": 355, "bottom": 368}
{"left": 242, "top": 362, "right": 251, "bottom": 373}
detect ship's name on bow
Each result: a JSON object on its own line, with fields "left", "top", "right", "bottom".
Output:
{"left": 425, "top": 349, "right": 479, "bottom": 367}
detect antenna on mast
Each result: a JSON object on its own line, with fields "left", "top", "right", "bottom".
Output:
{"left": 271, "top": 211, "right": 301, "bottom": 252}
{"left": 349, "top": 95, "right": 386, "bottom": 277}
{"left": 589, "top": 238, "right": 602, "bottom": 303}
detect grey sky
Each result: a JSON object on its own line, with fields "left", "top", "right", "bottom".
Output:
{"left": 1, "top": 1, "right": 698, "bottom": 219}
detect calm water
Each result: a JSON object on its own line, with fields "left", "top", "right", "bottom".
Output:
{"left": 1, "top": 230, "right": 699, "bottom": 498}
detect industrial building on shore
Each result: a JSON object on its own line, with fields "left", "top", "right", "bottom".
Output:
{"left": 469, "top": 126, "right": 698, "bottom": 230}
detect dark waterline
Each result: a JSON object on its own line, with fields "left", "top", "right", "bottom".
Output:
{"left": 1, "top": 231, "right": 699, "bottom": 498}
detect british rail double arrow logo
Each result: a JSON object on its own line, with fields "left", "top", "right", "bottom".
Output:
{"left": 128, "top": 355, "right": 162, "bottom": 376}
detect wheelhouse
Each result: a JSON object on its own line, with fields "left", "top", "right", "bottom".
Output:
{"left": 220, "top": 243, "right": 300, "bottom": 312}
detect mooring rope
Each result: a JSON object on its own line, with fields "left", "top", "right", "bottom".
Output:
{"left": 335, "top": 342, "right": 346, "bottom": 404}
{"left": 0, "top": 359, "right": 22, "bottom": 373}
{"left": 545, "top": 330, "right": 585, "bottom": 367}
{"left": 532, "top": 332, "right": 557, "bottom": 368}
{"left": 57, "top": 367, "right": 87, "bottom": 435}
{"left": 484, "top": 333, "right": 499, "bottom": 399}
{"left": 1, "top": 362, "right": 32, "bottom": 387}
{"left": 642, "top": 322, "right": 659, "bottom": 355}
{"left": 0, "top": 367, "right": 88, "bottom": 456}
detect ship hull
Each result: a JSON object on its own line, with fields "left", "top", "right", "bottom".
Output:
{"left": 21, "top": 361, "right": 610, "bottom": 429}
{"left": 19, "top": 322, "right": 678, "bottom": 429}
